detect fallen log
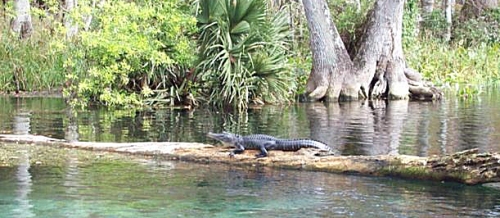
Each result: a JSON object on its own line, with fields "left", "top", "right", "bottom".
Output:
{"left": 1, "top": 134, "right": 499, "bottom": 185}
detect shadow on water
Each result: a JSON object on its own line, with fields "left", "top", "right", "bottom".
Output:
{"left": 0, "top": 90, "right": 499, "bottom": 157}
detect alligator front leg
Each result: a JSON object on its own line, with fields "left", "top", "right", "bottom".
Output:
{"left": 229, "top": 143, "right": 245, "bottom": 158}
{"left": 229, "top": 148, "right": 245, "bottom": 158}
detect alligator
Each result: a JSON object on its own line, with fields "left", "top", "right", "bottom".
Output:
{"left": 207, "top": 132, "right": 333, "bottom": 157}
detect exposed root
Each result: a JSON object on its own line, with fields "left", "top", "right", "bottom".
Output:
{"left": 308, "top": 85, "right": 328, "bottom": 100}
{"left": 404, "top": 68, "right": 443, "bottom": 100}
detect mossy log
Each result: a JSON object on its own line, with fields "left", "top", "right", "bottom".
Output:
{"left": 1, "top": 134, "right": 499, "bottom": 185}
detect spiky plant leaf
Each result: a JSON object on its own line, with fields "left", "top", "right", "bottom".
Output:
{"left": 196, "top": 0, "right": 295, "bottom": 109}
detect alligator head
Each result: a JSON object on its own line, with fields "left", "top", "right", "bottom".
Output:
{"left": 207, "top": 131, "right": 241, "bottom": 147}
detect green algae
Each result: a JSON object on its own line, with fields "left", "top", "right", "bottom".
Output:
{"left": 0, "top": 142, "right": 137, "bottom": 168}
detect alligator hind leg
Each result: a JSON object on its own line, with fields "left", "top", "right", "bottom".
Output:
{"left": 256, "top": 147, "right": 269, "bottom": 158}
{"left": 256, "top": 141, "right": 275, "bottom": 158}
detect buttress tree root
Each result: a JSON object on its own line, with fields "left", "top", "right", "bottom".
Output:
{"left": 302, "top": 0, "right": 443, "bottom": 102}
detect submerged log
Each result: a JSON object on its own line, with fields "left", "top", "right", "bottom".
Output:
{"left": 1, "top": 134, "right": 499, "bottom": 185}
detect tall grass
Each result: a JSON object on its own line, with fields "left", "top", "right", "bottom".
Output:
{"left": 0, "top": 17, "right": 66, "bottom": 93}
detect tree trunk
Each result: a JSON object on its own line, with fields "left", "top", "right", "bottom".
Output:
{"left": 2, "top": 0, "right": 7, "bottom": 19}
{"left": 302, "top": 0, "right": 353, "bottom": 101}
{"left": 460, "top": 0, "right": 498, "bottom": 21}
{"left": 442, "top": 0, "right": 455, "bottom": 41}
{"left": 350, "top": 0, "right": 408, "bottom": 100}
{"left": 1, "top": 134, "right": 500, "bottom": 185}
{"left": 421, "top": 0, "right": 434, "bottom": 15}
{"left": 10, "top": 0, "right": 33, "bottom": 39}
{"left": 64, "top": 0, "right": 78, "bottom": 38}
{"left": 302, "top": 0, "right": 442, "bottom": 101}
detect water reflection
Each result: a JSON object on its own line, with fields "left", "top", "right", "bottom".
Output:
{"left": 13, "top": 148, "right": 34, "bottom": 218}
{"left": 2, "top": 148, "right": 500, "bottom": 217}
{"left": 306, "top": 100, "right": 410, "bottom": 155}
{"left": 12, "top": 98, "right": 32, "bottom": 135}
{"left": 0, "top": 91, "right": 499, "bottom": 156}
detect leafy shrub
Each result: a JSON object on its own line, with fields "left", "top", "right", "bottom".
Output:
{"left": 328, "top": 0, "right": 373, "bottom": 56}
{"left": 406, "top": 8, "right": 500, "bottom": 97}
{"left": 66, "top": 0, "right": 197, "bottom": 107}
{"left": 402, "top": 0, "right": 420, "bottom": 48}
{"left": 196, "top": 0, "right": 295, "bottom": 109}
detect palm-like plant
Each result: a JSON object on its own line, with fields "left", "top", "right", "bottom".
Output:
{"left": 196, "top": 0, "right": 295, "bottom": 109}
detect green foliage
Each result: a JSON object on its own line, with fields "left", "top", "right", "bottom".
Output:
{"left": 405, "top": 40, "right": 500, "bottom": 97}
{"left": 453, "top": 9, "right": 500, "bottom": 47}
{"left": 2, "top": 0, "right": 500, "bottom": 107}
{"left": 407, "top": 8, "right": 500, "bottom": 97}
{"left": 196, "top": 0, "right": 295, "bottom": 109}
{"left": 402, "top": 0, "right": 420, "bottom": 48}
{"left": 288, "top": 56, "right": 312, "bottom": 97}
{"left": 67, "top": 0, "right": 197, "bottom": 107}
{"left": 0, "top": 21, "right": 66, "bottom": 93}
{"left": 328, "top": 0, "right": 373, "bottom": 55}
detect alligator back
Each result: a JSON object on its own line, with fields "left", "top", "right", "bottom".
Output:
{"left": 242, "top": 134, "right": 331, "bottom": 152}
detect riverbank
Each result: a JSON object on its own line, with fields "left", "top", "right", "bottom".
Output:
{"left": 1, "top": 134, "right": 500, "bottom": 185}
{"left": 0, "top": 90, "right": 63, "bottom": 98}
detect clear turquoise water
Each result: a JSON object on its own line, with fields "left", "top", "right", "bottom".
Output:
{"left": 1, "top": 151, "right": 500, "bottom": 218}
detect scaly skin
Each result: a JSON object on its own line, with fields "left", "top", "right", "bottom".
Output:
{"left": 207, "top": 132, "right": 333, "bottom": 157}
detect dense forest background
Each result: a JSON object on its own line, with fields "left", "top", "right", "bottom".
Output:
{"left": 0, "top": 0, "right": 499, "bottom": 109}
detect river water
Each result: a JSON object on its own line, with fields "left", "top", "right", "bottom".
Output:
{"left": 0, "top": 91, "right": 500, "bottom": 217}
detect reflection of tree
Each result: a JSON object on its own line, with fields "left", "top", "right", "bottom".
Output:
{"left": 402, "top": 101, "right": 448, "bottom": 156}
{"left": 306, "top": 102, "right": 347, "bottom": 153}
{"left": 13, "top": 98, "right": 31, "bottom": 135}
{"left": 246, "top": 106, "right": 310, "bottom": 138}
{"left": 304, "top": 95, "right": 500, "bottom": 156}
{"left": 65, "top": 108, "right": 79, "bottom": 142}
{"left": 379, "top": 100, "right": 408, "bottom": 155}
{"left": 61, "top": 150, "right": 89, "bottom": 215}
{"left": 455, "top": 99, "right": 492, "bottom": 152}
{"left": 12, "top": 149, "right": 35, "bottom": 218}
{"left": 306, "top": 100, "right": 408, "bottom": 155}
{"left": 437, "top": 102, "right": 449, "bottom": 154}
